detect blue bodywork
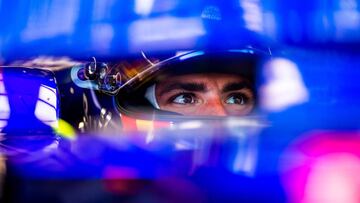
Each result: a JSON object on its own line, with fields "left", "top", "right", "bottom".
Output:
{"left": 1, "top": 1, "right": 360, "bottom": 202}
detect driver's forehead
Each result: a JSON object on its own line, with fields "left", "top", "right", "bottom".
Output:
{"left": 156, "top": 73, "right": 250, "bottom": 86}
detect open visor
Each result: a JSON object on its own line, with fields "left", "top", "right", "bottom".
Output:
{"left": 114, "top": 48, "right": 270, "bottom": 120}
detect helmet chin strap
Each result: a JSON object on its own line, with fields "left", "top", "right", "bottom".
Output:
{"left": 145, "top": 84, "right": 160, "bottom": 109}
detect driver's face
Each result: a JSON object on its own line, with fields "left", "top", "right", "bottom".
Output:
{"left": 155, "top": 73, "right": 255, "bottom": 116}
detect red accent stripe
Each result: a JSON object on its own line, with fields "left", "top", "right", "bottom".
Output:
{"left": 121, "top": 115, "right": 138, "bottom": 132}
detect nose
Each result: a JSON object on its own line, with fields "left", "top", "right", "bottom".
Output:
{"left": 204, "top": 100, "right": 227, "bottom": 116}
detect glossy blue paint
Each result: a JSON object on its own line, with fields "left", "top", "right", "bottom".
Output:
{"left": 1, "top": 0, "right": 360, "bottom": 61}
{"left": 0, "top": 67, "right": 59, "bottom": 136}
{"left": 1, "top": 1, "right": 360, "bottom": 202}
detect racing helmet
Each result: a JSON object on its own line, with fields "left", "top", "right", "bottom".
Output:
{"left": 67, "top": 48, "right": 271, "bottom": 176}
{"left": 113, "top": 47, "right": 271, "bottom": 131}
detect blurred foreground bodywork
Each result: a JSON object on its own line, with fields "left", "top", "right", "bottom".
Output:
{"left": 1, "top": 0, "right": 360, "bottom": 203}
{"left": 4, "top": 119, "right": 286, "bottom": 203}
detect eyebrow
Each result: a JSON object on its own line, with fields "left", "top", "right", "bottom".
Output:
{"left": 158, "top": 82, "right": 207, "bottom": 96}
{"left": 221, "top": 82, "right": 251, "bottom": 93}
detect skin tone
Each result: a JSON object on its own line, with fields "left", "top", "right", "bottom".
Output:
{"left": 155, "top": 73, "right": 255, "bottom": 116}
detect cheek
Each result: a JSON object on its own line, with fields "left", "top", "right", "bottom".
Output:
{"left": 225, "top": 103, "right": 255, "bottom": 116}
{"left": 160, "top": 106, "right": 201, "bottom": 116}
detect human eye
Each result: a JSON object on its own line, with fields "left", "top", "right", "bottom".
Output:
{"left": 169, "top": 93, "right": 197, "bottom": 105}
{"left": 225, "top": 93, "right": 248, "bottom": 105}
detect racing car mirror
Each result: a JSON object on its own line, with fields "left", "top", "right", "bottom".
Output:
{"left": 0, "top": 66, "right": 59, "bottom": 136}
